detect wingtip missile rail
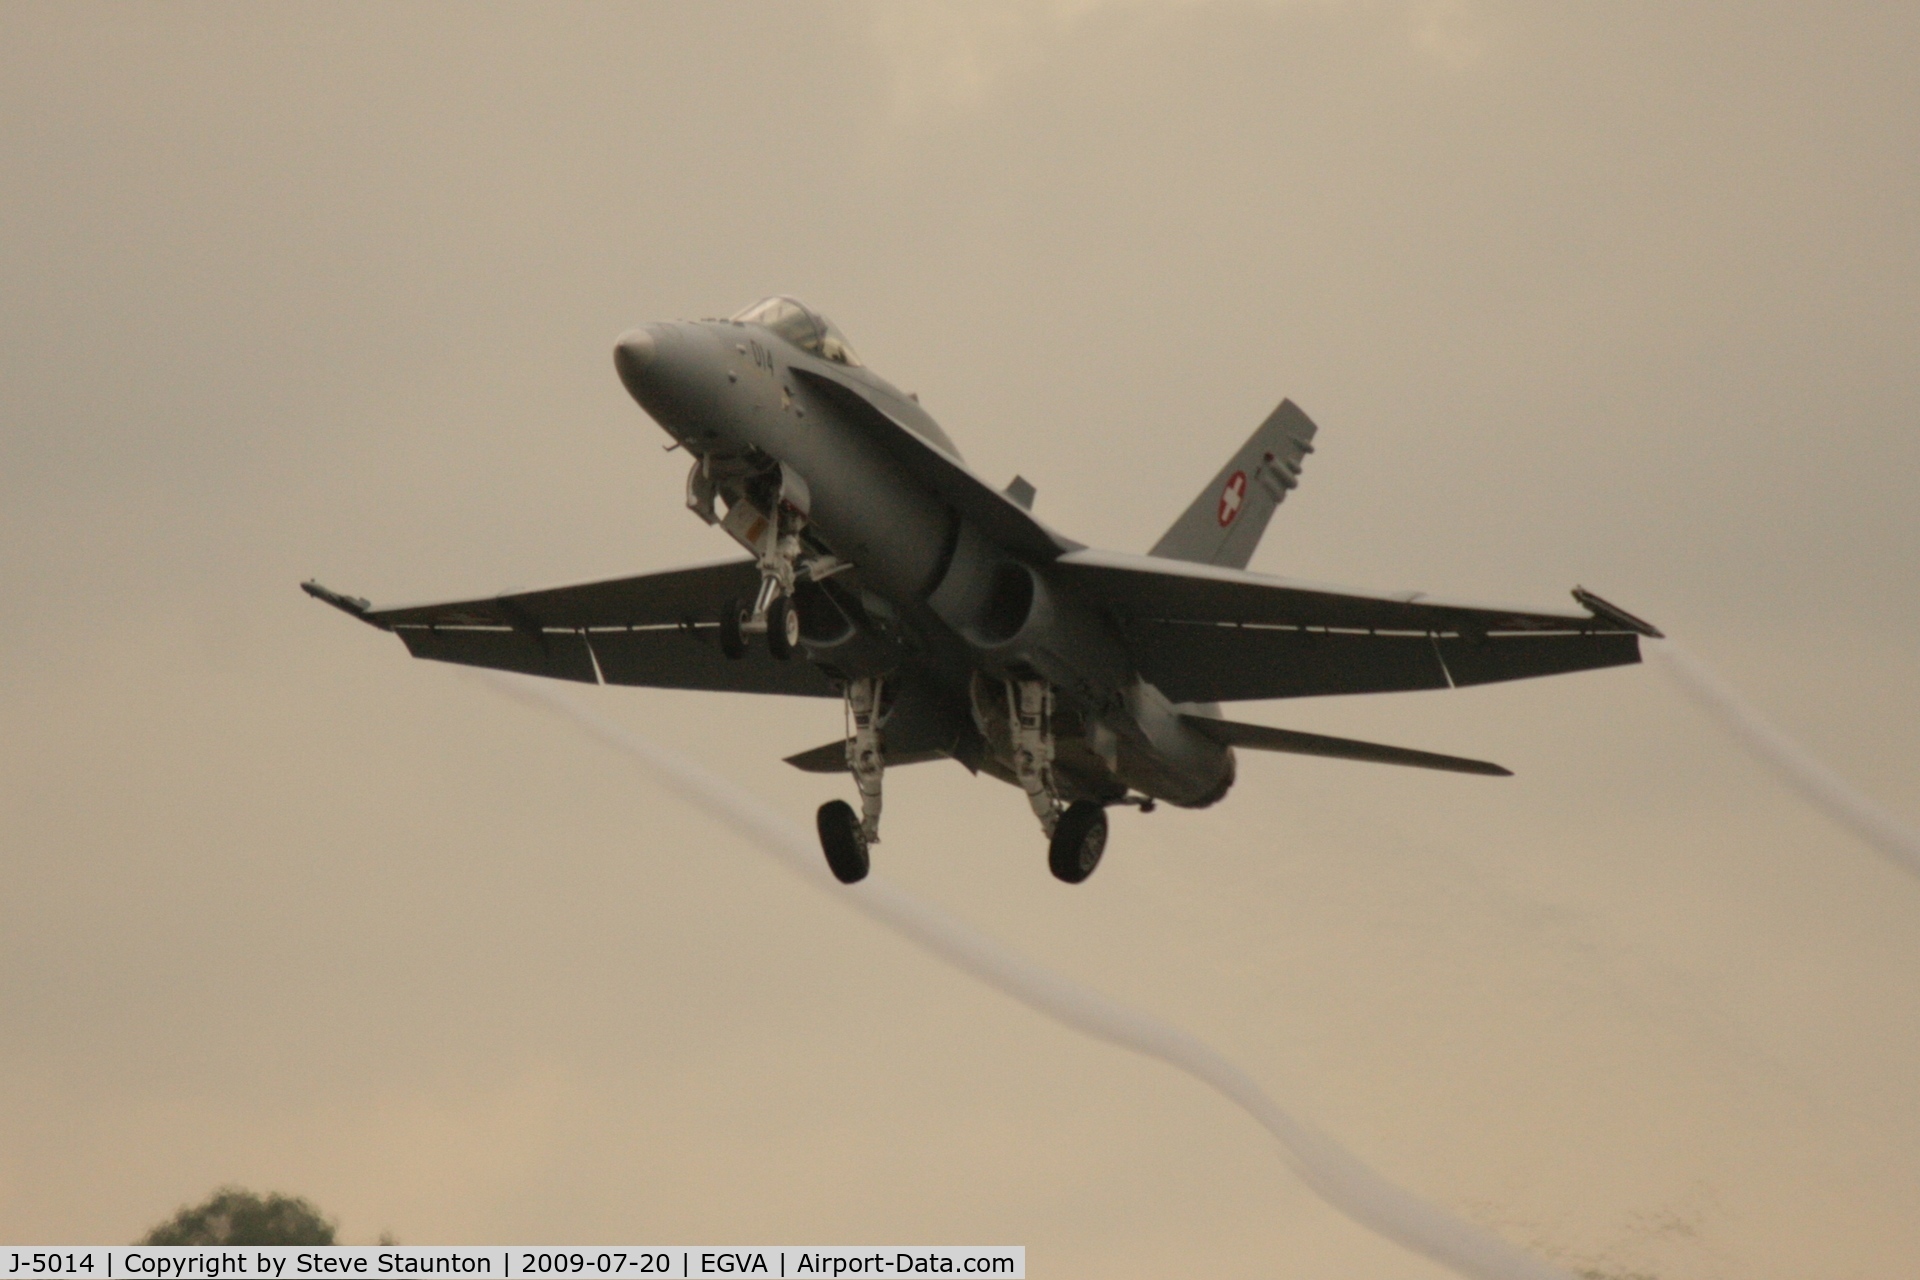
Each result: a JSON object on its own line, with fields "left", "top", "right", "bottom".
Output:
{"left": 302, "top": 579, "right": 387, "bottom": 629}
{"left": 1571, "top": 585, "right": 1664, "bottom": 639}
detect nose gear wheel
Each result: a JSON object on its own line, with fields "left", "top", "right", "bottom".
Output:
{"left": 718, "top": 598, "right": 748, "bottom": 659}
{"left": 766, "top": 595, "right": 798, "bottom": 659}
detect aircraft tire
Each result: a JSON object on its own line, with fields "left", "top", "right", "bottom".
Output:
{"left": 719, "top": 599, "right": 747, "bottom": 660}
{"left": 1048, "top": 801, "right": 1108, "bottom": 884}
{"left": 766, "top": 596, "right": 798, "bottom": 660}
{"left": 817, "top": 800, "right": 870, "bottom": 884}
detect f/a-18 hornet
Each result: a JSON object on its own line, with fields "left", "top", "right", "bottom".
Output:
{"left": 307, "top": 296, "right": 1660, "bottom": 885}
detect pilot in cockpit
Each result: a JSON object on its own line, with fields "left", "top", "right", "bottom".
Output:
{"left": 730, "top": 296, "right": 863, "bottom": 366}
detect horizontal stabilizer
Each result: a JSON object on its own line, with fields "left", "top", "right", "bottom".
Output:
{"left": 784, "top": 741, "right": 950, "bottom": 773}
{"left": 1181, "top": 714, "right": 1511, "bottom": 776}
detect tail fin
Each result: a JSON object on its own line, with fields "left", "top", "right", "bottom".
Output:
{"left": 1148, "top": 399, "right": 1318, "bottom": 569}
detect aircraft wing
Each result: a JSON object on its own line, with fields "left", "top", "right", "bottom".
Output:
{"left": 1051, "top": 548, "right": 1653, "bottom": 703}
{"left": 302, "top": 558, "right": 837, "bottom": 697}
{"left": 790, "top": 365, "right": 1078, "bottom": 562}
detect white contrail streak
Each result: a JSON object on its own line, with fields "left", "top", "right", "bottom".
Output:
{"left": 1650, "top": 641, "right": 1920, "bottom": 883}
{"left": 477, "top": 672, "right": 1572, "bottom": 1280}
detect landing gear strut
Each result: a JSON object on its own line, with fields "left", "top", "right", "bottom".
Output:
{"left": 990, "top": 676, "right": 1112, "bottom": 885}
{"left": 1007, "top": 679, "right": 1062, "bottom": 837}
{"left": 845, "top": 676, "right": 885, "bottom": 845}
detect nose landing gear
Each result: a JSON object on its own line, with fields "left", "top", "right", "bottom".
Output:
{"left": 705, "top": 458, "right": 811, "bottom": 662}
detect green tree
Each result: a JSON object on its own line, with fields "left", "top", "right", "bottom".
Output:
{"left": 141, "top": 1187, "right": 336, "bottom": 1246}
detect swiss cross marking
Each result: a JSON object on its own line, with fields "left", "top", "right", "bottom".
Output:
{"left": 1217, "top": 470, "right": 1248, "bottom": 526}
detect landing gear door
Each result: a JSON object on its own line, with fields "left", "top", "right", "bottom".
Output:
{"left": 777, "top": 462, "right": 812, "bottom": 518}
{"left": 686, "top": 458, "right": 720, "bottom": 525}
{"left": 720, "top": 496, "right": 774, "bottom": 556}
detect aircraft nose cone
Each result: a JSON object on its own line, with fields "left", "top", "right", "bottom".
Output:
{"left": 613, "top": 327, "right": 657, "bottom": 395}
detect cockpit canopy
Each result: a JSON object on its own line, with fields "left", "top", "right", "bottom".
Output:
{"left": 729, "top": 296, "right": 863, "bottom": 366}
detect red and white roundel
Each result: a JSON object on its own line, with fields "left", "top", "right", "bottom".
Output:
{"left": 1217, "top": 470, "right": 1248, "bottom": 527}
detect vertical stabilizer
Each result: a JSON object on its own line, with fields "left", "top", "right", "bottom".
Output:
{"left": 1147, "top": 399, "right": 1318, "bottom": 569}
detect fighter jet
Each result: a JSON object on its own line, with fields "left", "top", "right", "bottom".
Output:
{"left": 306, "top": 296, "right": 1660, "bottom": 885}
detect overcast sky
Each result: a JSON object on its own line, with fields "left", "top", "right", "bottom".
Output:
{"left": 3, "top": 4, "right": 1917, "bottom": 1276}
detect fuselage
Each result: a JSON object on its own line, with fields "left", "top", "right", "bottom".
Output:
{"left": 614, "top": 311, "right": 1235, "bottom": 810}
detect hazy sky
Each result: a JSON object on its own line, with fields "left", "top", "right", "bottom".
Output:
{"left": 3, "top": 4, "right": 1917, "bottom": 1276}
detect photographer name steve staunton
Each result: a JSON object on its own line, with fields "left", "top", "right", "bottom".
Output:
{"left": 5, "top": 1250, "right": 1022, "bottom": 1280}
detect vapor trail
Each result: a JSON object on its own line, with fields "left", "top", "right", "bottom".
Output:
{"left": 1650, "top": 641, "right": 1920, "bottom": 883}
{"left": 477, "top": 672, "right": 1572, "bottom": 1280}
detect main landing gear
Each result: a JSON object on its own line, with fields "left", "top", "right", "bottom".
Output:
{"left": 815, "top": 676, "right": 885, "bottom": 884}
{"left": 811, "top": 673, "right": 1127, "bottom": 887}
{"left": 1002, "top": 678, "right": 1109, "bottom": 884}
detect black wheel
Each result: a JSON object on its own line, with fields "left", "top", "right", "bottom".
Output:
{"left": 817, "top": 800, "right": 870, "bottom": 884}
{"left": 718, "top": 599, "right": 746, "bottom": 660}
{"left": 766, "top": 595, "right": 799, "bottom": 660}
{"left": 1048, "top": 801, "right": 1108, "bottom": 884}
